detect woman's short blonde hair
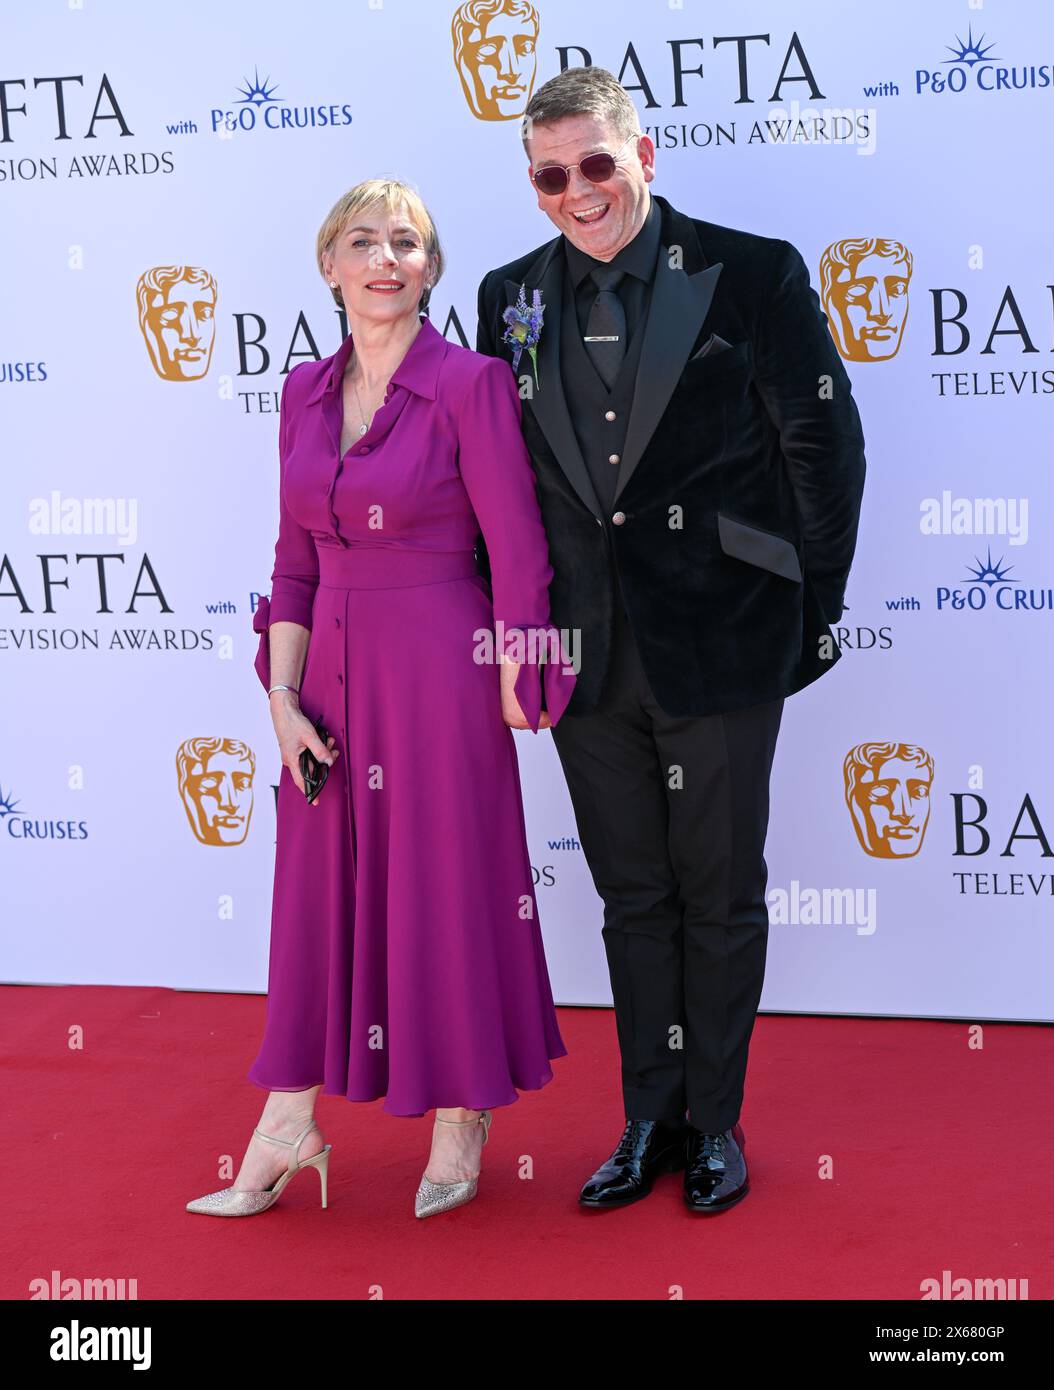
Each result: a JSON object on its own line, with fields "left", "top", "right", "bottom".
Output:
{"left": 316, "top": 179, "right": 444, "bottom": 315}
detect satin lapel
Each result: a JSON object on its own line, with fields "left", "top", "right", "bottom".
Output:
{"left": 504, "top": 243, "right": 600, "bottom": 518}
{"left": 613, "top": 257, "right": 723, "bottom": 503}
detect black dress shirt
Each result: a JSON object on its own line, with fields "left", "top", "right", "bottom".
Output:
{"left": 564, "top": 194, "right": 662, "bottom": 342}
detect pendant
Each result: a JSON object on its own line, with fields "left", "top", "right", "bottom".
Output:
{"left": 358, "top": 422, "right": 369, "bottom": 436}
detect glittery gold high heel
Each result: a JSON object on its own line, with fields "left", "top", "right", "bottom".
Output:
{"left": 414, "top": 1110, "right": 492, "bottom": 1218}
{"left": 185, "top": 1118, "right": 331, "bottom": 1217}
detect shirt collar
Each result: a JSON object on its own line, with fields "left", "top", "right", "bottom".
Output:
{"left": 304, "top": 314, "right": 444, "bottom": 405}
{"left": 564, "top": 193, "right": 661, "bottom": 290}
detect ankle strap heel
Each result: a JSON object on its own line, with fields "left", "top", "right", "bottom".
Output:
{"left": 433, "top": 1110, "right": 492, "bottom": 1145}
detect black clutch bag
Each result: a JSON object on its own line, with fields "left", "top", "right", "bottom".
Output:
{"left": 298, "top": 714, "right": 331, "bottom": 801}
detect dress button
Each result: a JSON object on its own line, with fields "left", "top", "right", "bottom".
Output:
{"left": 608, "top": 453, "right": 620, "bottom": 465}
{"left": 605, "top": 410, "right": 617, "bottom": 421}
{"left": 334, "top": 615, "right": 340, "bottom": 628}
{"left": 359, "top": 446, "right": 370, "bottom": 455}
{"left": 612, "top": 511, "right": 626, "bottom": 525}
{"left": 337, "top": 673, "right": 343, "bottom": 684}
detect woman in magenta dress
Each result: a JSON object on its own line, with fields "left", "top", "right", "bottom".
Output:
{"left": 186, "top": 179, "right": 576, "bottom": 1220}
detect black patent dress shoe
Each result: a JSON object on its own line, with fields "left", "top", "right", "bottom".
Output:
{"left": 683, "top": 1122, "right": 748, "bottom": 1213}
{"left": 579, "top": 1118, "right": 688, "bottom": 1209}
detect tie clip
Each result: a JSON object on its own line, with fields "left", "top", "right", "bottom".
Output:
{"left": 584, "top": 335, "right": 620, "bottom": 342}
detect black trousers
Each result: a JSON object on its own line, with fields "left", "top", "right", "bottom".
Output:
{"left": 551, "top": 594, "right": 784, "bottom": 1132}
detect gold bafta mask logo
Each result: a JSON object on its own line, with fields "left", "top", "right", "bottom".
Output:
{"left": 843, "top": 742, "right": 934, "bottom": 859}
{"left": 452, "top": 0, "right": 539, "bottom": 121}
{"left": 820, "top": 239, "right": 913, "bottom": 362}
{"left": 137, "top": 266, "right": 218, "bottom": 380}
{"left": 177, "top": 737, "right": 256, "bottom": 846}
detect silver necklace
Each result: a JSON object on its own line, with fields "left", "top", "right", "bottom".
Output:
{"left": 350, "top": 371, "right": 389, "bottom": 437}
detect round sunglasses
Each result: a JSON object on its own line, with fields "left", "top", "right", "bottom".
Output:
{"left": 530, "top": 133, "right": 639, "bottom": 197}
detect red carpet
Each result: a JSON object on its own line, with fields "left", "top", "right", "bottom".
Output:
{"left": 1, "top": 983, "right": 1049, "bottom": 1301}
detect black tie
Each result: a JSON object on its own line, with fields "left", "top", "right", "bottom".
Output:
{"left": 585, "top": 267, "right": 626, "bottom": 390}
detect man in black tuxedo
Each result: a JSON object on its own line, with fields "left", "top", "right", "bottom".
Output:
{"left": 475, "top": 66, "right": 866, "bottom": 1213}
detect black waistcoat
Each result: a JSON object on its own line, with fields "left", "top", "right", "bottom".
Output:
{"left": 560, "top": 264, "right": 650, "bottom": 520}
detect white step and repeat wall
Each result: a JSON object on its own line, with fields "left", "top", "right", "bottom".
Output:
{"left": 4, "top": 0, "right": 1052, "bottom": 1020}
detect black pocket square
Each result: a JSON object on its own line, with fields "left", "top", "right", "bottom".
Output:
{"left": 690, "top": 332, "right": 733, "bottom": 361}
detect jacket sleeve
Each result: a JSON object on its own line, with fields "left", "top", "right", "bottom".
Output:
{"left": 252, "top": 365, "right": 319, "bottom": 690}
{"left": 752, "top": 238, "right": 866, "bottom": 625}
{"left": 475, "top": 270, "right": 497, "bottom": 356}
{"left": 456, "top": 354, "right": 576, "bottom": 732}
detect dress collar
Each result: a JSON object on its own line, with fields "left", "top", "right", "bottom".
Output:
{"left": 304, "top": 314, "right": 445, "bottom": 405}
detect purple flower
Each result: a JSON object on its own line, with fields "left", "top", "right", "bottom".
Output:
{"left": 501, "top": 283, "right": 545, "bottom": 391}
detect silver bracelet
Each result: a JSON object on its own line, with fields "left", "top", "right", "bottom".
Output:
{"left": 268, "top": 683, "right": 299, "bottom": 697}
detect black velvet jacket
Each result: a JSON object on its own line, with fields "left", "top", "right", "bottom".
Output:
{"left": 475, "top": 193, "right": 867, "bottom": 717}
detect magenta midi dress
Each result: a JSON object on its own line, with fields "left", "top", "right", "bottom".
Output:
{"left": 247, "top": 315, "right": 576, "bottom": 1116}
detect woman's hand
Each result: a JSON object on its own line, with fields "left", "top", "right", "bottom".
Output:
{"left": 500, "top": 658, "right": 551, "bottom": 730}
{"left": 269, "top": 692, "right": 340, "bottom": 805}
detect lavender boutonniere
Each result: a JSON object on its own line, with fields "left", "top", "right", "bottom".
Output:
{"left": 501, "top": 283, "right": 545, "bottom": 391}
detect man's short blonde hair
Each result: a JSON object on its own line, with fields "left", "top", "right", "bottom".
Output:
{"left": 316, "top": 178, "right": 445, "bottom": 314}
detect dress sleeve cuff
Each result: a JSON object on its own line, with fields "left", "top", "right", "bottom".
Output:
{"left": 252, "top": 595, "right": 271, "bottom": 692}
{"left": 253, "top": 591, "right": 316, "bottom": 692}
{"left": 506, "top": 625, "right": 577, "bottom": 733}
{"left": 266, "top": 589, "right": 315, "bottom": 630}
